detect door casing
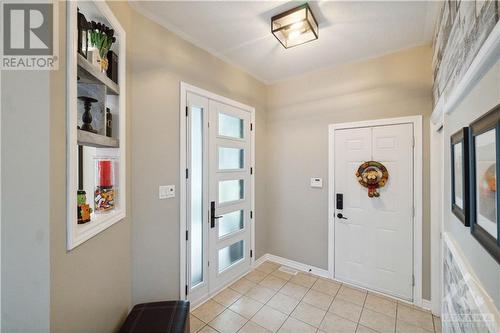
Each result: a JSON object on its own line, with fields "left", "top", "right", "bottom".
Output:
{"left": 179, "top": 82, "right": 256, "bottom": 306}
{"left": 328, "top": 116, "right": 423, "bottom": 307}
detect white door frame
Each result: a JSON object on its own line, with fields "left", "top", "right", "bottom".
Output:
{"left": 328, "top": 115, "right": 423, "bottom": 307}
{"left": 179, "top": 82, "right": 256, "bottom": 301}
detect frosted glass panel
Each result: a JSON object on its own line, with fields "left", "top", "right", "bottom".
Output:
{"left": 219, "top": 210, "right": 244, "bottom": 238}
{"left": 219, "top": 179, "right": 244, "bottom": 204}
{"left": 219, "top": 147, "right": 244, "bottom": 170}
{"left": 219, "top": 113, "right": 243, "bottom": 139}
{"left": 218, "top": 240, "right": 244, "bottom": 272}
{"left": 190, "top": 107, "right": 204, "bottom": 286}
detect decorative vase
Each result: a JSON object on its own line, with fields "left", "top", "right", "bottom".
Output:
{"left": 78, "top": 96, "right": 98, "bottom": 133}
{"left": 99, "top": 55, "right": 109, "bottom": 73}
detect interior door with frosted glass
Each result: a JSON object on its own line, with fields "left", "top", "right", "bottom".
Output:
{"left": 186, "top": 92, "right": 210, "bottom": 302}
{"left": 208, "top": 100, "right": 252, "bottom": 291}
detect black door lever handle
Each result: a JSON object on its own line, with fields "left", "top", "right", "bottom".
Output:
{"left": 337, "top": 213, "right": 348, "bottom": 220}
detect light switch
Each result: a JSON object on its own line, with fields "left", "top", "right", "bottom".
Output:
{"left": 310, "top": 178, "right": 323, "bottom": 188}
{"left": 159, "top": 185, "right": 175, "bottom": 199}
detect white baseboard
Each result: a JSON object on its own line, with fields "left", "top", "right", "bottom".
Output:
{"left": 254, "top": 253, "right": 331, "bottom": 279}
{"left": 422, "top": 299, "right": 432, "bottom": 311}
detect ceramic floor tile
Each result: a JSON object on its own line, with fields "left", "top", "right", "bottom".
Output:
{"left": 328, "top": 298, "right": 362, "bottom": 323}
{"left": 302, "top": 289, "right": 334, "bottom": 311}
{"left": 251, "top": 305, "right": 288, "bottom": 332}
{"left": 267, "top": 292, "right": 301, "bottom": 315}
{"left": 319, "top": 312, "right": 357, "bottom": 333}
{"left": 192, "top": 300, "right": 226, "bottom": 323}
{"left": 433, "top": 316, "right": 442, "bottom": 333}
{"left": 364, "top": 293, "right": 396, "bottom": 318}
{"left": 208, "top": 309, "right": 247, "bottom": 333}
{"left": 245, "top": 285, "right": 276, "bottom": 303}
{"left": 290, "top": 272, "right": 318, "bottom": 288}
{"left": 291, "top": 301, "right": 327, "bottom": 328}
{"left": 213, "top": 288, "right": 242, "bottom": 307}
{"left": 396, "top": 320, "right": 433, "bottom": 333}
{"left": 278, "top": 316, "right": 317, "bottom": 333}
{"left": 336, "top": 285, "right": 367, "bottom": 306}
{"left": 239, "top": 320, "right": 273, "bottom": 333}
{"left": 198, "top": 325, "right": 219, "bottom": 333}
{"left": 260, "top": 275, "right": 288, "bottom": 291}
{"left": 312, "top": 279, "right": 341, "bottom": 297}
{"left": 280, "top": 282, "right": 309, "bottom": 300}
{"left": 229, "top": 296, "right": 264, "bottom": 319}
{"left": 190, "top": 315, "right": 206, "bottom": 333}
{"left": 355, "top": 325, "right": 379, "bottom": 333}
{"left": 245, "top": 270, "right": 269, "bottom": 283}
{"left": 359, "top": 308, "right": 395, "bottom": 333}
{"left": 271, "top": 268, "right": 294, "bottom": 281}
{"left": 256, "top": 261, "right": 281, "bottom": 274}
{"left": 230, "top": 278, "right": 257, "bottom": 294}
{"left": 396, "top": 304, "right": 434, "bottom": 332}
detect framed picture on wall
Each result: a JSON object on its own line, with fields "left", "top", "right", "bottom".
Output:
{"left": 470, "top": 104, "right": 500, "bottom": 263}
{"left": 451, "top": 127, "right": 470, "bottom": 226}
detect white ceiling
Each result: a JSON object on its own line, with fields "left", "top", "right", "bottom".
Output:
{"left": 130, "top": 1, "right": 440, "bottom": 84}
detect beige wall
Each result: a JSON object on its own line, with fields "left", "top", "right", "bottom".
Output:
{"left": 266, "top": 45, "right": 433, "bottom": 299}
{"left": 108, "top": 3, "right": 269, "bottom": 304}
{"left": 47, "top": 2, "right": 269, "bottom": 332}
{"left": 49, "top": 2, "right": 132, "bottom": 333}
{"left": 443, "top": 59, "right": 500, "bottom": 308}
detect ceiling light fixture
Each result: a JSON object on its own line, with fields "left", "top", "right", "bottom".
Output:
{"left": 271, "top": 3, "right": 318, "bottom": 49}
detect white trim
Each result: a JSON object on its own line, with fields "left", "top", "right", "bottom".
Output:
{"left": 328, "top": 115, "right": 424, "bottom": 307}
{"left": 430, "top": 121, "right": 443, "bottom": 316}
{"left": 254, "top": 254, "right": 330, "bottom": 279}
{"left": 431, "top": 21, "right": 500, "bottom": 124}
{"left": 179, "top": 82, "right": 256, "bottom": 300}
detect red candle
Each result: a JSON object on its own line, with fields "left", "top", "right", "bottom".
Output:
{"left": 97, "top": 160, "right": 112, "bottom": 187}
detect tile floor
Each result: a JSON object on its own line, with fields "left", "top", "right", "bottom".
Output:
{"left": 190, "top": 261, "right": 442, "bottom": 333}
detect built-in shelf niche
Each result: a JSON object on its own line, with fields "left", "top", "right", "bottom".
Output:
{"left": 67, "top": 1, "right": 126, "bottom": 250}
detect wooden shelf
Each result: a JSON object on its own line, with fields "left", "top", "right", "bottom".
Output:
{"left": 77, "top": 53, "right": 119, "bottom": 95}
{"left": 77, "top": 129, "right": 119, "bottom": 148}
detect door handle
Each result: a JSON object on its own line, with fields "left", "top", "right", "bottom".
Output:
{"left": 337, "top": 213, "right": 348, "bottom": 220}
{"left": 210, "top": 201, "right": 222, "bottom": 228}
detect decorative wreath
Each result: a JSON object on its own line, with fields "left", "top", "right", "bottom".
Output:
{"left": 355, "top": 161, "right": 389, "bottom": 198}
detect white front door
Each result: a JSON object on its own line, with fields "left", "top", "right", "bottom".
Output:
{"left": 186, "top": 91, "right": 253, "bottom": 302}
{"left": 334, "top": 123, "right": 414, "bottom": 300}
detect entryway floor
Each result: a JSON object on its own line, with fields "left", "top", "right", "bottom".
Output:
{"left": 190, "top": 261, "right": 441, "bottom": 333}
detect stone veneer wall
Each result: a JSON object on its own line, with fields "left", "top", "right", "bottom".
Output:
{"left": 432, "top": 0, "right": 498, "bottom": 105}
{"left": 442, "top": 234, "right": 499, "bottom": 333}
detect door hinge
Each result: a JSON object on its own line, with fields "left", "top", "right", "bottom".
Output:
{"left": 208, "top": 261, "right": 210, "bottom": 267}
{"left": 185, "top": 284, "right": 189, "bottom": 295}
{"left": 250, "top": 167, "right": 253, "bottom": 175}
{"left": 186, "top": 230, "right": 189, "bottom": 241}
{"left": 250, "top": 211, "right": 253, "bottom": 219}
{"left": 250, "top": 123, "right": 253, "bottom": 131}
{"left": 186, "top": 168, "right": 189, "bottom": 179}
{"left": 250, "top": 250, "right": 253, "bottom": 258}
{"left": 412, "top": 275, "right": 415, "bottom": 286}
{"left": 186, "top": 106, "right": 189, "bottom": 117}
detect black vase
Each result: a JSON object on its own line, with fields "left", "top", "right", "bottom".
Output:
{"left": 78, "top": 96, "right": 98, "bottom": 133}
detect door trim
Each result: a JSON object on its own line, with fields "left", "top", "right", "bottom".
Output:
{"left": 328, "top": 115, "right": 423, "bottom": 307}
{"left": 179, "top": 82, "right": 256, "bottom": 301}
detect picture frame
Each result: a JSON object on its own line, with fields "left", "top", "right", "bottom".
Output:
{"left": 451, "top": 127, "right": 470, "bottom": 226}
{"left": 469, "top": 104, "right": 500, "bottom": 263}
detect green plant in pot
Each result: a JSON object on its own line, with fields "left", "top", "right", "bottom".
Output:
{"left": 89, "top": 21, "right": 116, "bottom": 73}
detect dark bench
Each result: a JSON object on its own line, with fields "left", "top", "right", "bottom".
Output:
{"left": 118, "top": 300, "right": 190, "bottom": 333}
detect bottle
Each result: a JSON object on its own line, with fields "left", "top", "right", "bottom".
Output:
{"left": 106, "top": 108, "right": 112, "bottom": 137}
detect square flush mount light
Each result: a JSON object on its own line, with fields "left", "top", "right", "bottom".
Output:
{"left": 271, "top": 3, "right": 319, "bottom": 49}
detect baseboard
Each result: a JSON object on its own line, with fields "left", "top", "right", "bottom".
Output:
{"left": 421, "top": 299, "right": 432, "bottom": 311}
{"left": 254, "top": 253, "right": 331, "bottom": 279}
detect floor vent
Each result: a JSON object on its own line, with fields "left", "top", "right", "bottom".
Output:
{"left": 279, "top": 266, "right": 298, "bottom": 275}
